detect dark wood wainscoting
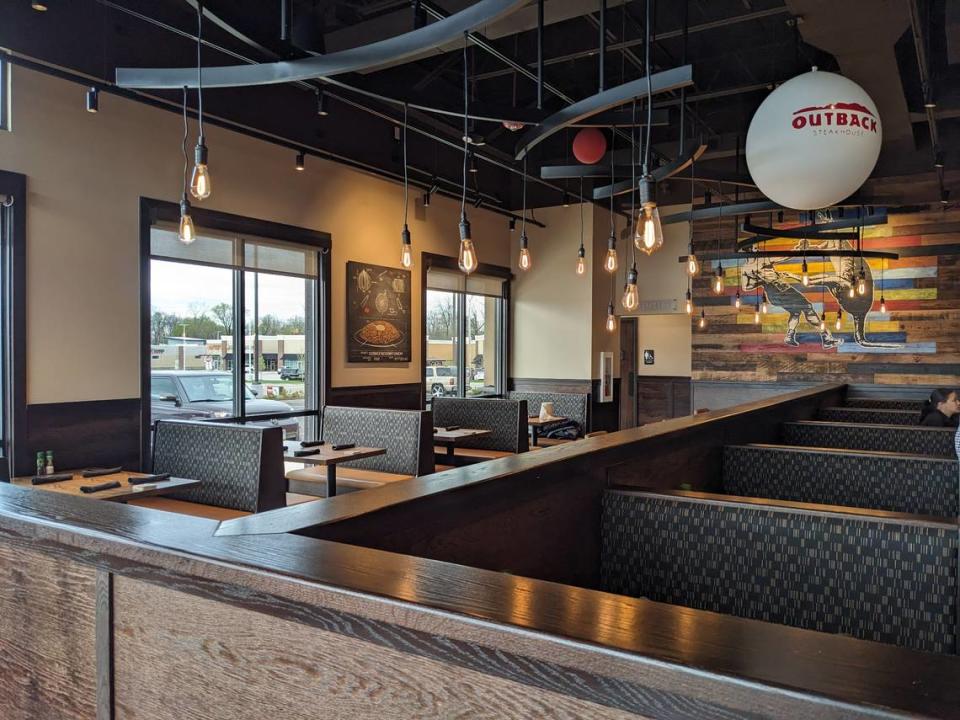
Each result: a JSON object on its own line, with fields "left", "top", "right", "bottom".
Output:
{"left": 637, "top": 376, "right": 691, "bottom": 425}
{"left": 509, "top": 378, "right": 621, "bottom": 433}
{"left": 327, "top": 383, "right": 423, "bottom": 410}
{"left": 17, "top": 398, "right": 142, "bottom": 476}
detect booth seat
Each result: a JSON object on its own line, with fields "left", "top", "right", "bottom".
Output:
{"left": 432, "top": 397, "right": 529, "bottom": 457}
{"left": 601, "top": 488, "right": 958, "bottom": 655}
{"left": 128, "top": 420, "right": 285, "bottom": 520}
{"left": 508, "top": 391, "right": 590, "bottom": 445}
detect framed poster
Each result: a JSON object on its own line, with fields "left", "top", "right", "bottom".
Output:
{"left": 347, "top": 261, "right": 411, "bottom": 363}
{"left": 599, "top": 352, "right": 614, "bottom": 403}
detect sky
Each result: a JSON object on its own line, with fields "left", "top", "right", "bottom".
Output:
{"left": 151, "top": 260, "right": 309, "bottom": 319}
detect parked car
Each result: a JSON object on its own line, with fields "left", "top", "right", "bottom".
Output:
{"left": 279, "top": 365, "right": 304, "bottom": 380}
{"left": 424, "top": 365, "right": 457, "bottom": 397}
{"left": 151, "top": 371, "right": 299, "bottom": 438}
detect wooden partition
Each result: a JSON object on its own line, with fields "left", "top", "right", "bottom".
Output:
{"left": 223, "top": 383, "right": 846, "bottom": 589}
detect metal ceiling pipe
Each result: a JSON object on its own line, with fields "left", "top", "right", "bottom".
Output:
{"left": 907, "top": 0, "right": 945, "bottom": 196}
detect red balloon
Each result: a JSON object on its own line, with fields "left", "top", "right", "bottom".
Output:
{"left": 572, "top": 128, "right": 607, "bottom": 164}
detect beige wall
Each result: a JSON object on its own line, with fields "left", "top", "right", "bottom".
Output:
{"left": 636, "top": 314, "right": 692, "bottom": 377}
{"left": 0, "top": 67, "right": 512, "bottom": 403}
{"left": 510, "top": 204, "right": 594, "bottom": 380}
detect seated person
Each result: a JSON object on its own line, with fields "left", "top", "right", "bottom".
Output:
{"left": 919, "top": 389, "right": 959, "bottom": 427}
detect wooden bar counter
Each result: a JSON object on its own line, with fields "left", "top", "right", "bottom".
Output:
{"left": 2, "top": 384, "right": 958, "bottom": 720}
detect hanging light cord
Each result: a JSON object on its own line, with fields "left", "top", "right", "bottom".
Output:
{"left": 196, "top": 2, "right": 204, "bottom": 137}
{"left": 402, "top": 102, "right": 409, "bottom": 227}
{"left": 642, "top": 0, "right": 653, "bottom": 174}
{"left": 579, "top": 176, "right": 584, "bottom": 249}
{"left": 181, "top": 86, "right": 189, "bottom": 196}
{"left": 630, "top": 99, "right": 637, "bottom": 265}
{"left": 521, "top": 156, "right": 528, "bottom": 234}
{"left": 461, "top": 37, "right": 469, "bottom": 215}
{"left": 609, "top": 128, "right": 615, "bottom": 234}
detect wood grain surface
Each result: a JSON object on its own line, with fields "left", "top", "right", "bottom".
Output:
{"left": 0, "top": 542, "right": 98, "bottom": 720}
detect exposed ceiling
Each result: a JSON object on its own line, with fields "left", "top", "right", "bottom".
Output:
{"left": 2, "top": 0, "right": 958, "bottom": 216}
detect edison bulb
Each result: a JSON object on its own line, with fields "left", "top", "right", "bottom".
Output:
{"left": 576, "top": 255, "right": 585, "bottom": 275}
{"left": 713, "top": 273, "right": 723, "bottom": 295}
{"left": 761, "top": 297, "right": 769, "bottom": 314}
{"left": 179, "top": 209, "right": 196, "bottom": 245}
{"left": 635, "top": 206, "right": 663, "bottom": 253}
{"left": 519, "top": 246, "right": 532, "bottom": 271}
{"left": 190, "top": 159, "right": 211, "bottom": 200}
{"left": 622, "top": 282, "right": 639, "bottom": 311}
{"left": 685, "top": 292, "right": 692, "bottom": 315}
{"left": 835, "top": 313, "right": 842, "bottom": 330}
{"left": 857, "top": 276, "right": 867, "bottom": 295}
{"left": 400, "top": 243, "right": 413, "bottom": 269}
{"left": 458, "top": 238, "right": 478, "bottom": 274}
{"left": 880, "top": 297, "right": 887, "bottom": 313}
{"left": 605, "top": 309, "right": 617, "bottom": 333}
{"left": 801, "top": 261, "right": 809, "bottom": 287}
{"left": 735, "top": 291, "right": 742, "bottom": 309}
{"left": 687, "top": 254, "right": 699, "bottom": 276}
{"left": 819, "top": 317, "right": 826, "bottom": 331}
{"left": 847, "top": 284, "right": 856, "bottom": 299}
{"left": 604, "top": 248, "right": 618, "bottom": 273}
{"left": 754, "top": 310, "right": 760, "bottom": 324}
{"left": 698, "top": 312, "right": 706, "bottom": 329}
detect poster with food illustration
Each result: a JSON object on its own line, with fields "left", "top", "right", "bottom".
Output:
{"left": 347, "top": 261, "right": 411, "bottom": 362}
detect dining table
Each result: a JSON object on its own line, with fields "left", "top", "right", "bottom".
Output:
{"left": 12, "top": 469, "right": 200, "bottom": 502}
{"left": 433, "top": 427, "right": 493, "bottom": 463}
{"left": 283, "top": 440, "right": 387, "bottom": 497}
{"left": 527, "top": 415, "right": 568, "bottom": 447}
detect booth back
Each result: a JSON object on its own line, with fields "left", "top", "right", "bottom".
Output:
{"left": 723, "top": 444, "right": 959, "bottom": 517}
{"left": 600, "top": 489, "right": 959, "bottom": 655}
{"left": 782, "top": 421, "right": 957, "bottom": 457}
{"left": 819, "top": 407, "right": 920, "bottom": 425}
{"left": 432, "top": 397, "right": 529, "bottom": 453}
{"left": 508, "top": 391, "right": 590, "bottom": 435}
{"left": 152, "top": 420, "right": 285, "bottom": 513}
{"left": 844, "top": 398, "right": 924, "bottom": 411}
{"left": 323, "top": 406, "right": 434, "bottom": 476}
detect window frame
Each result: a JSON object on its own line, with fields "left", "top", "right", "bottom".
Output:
{"left": 0, "top": 170, "right": 26, "bottom": 477}
{"left": 139, "top": 198, "right": 331, "bottom": 464}
{"left": 420, "top": 252, "right": 511, "bottom": 406}
{"left": 0, "top": 57, "right": 9, "bottom": 132}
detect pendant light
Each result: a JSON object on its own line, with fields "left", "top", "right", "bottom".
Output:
{"left": 622, "top": 264, "right": 639, "bottom": 310}
{"left": 857, "top": 268, "right": 867, "bottom": 296}
{"left": 635, "top": 0, "right": 663, "bottom": 255}
{"left": 820, "top": 317, "right": 826, "bottom": 332}
{"left": 801, "top": 259, "right": 809, "bottom": 286}
{"left": 399, "top": 104, "right": 413, "bottom": 269}
{"left": 713, "top": 265, "right": 724, "bottom": 294}
{"left": 685, "top": 289, "right": 693, "bottom": 315}
{"left": 518, "top": 156, "right": 532, "bottom": 272}
{"left": 178, "top": 87, "right": 196, "bottom": 245}
{"left": 819, "top": 255, "right": 826, "bottom": 331}
{"left": 761, "top": 292, "right": 769, "bottom": 314}
{"left": 856, "top": 214, "right": 866, "bottom": 295}
{"left": 457, "top": 41, "right": 477, "bottom": 275}
{"left": 835, "top": 308, "right": 843, "bottom": 330}
{"left": 698, "top": 309, "right": 706, "bottom": 329}
{"left": 604, "top": 136, "right": 619, "bottom": 273}
{"left": 189, "top": 5, "right": 212, "bottom": 200}
{"left": 575, "top": 177, "right": 586, "bottom": 275}
{"left": 606, "top": 302, "right": 617, "bottom": 333}
{"left": 879, "top": 258, "right": 886, "bottom": 313}
{"left": 735, "top": 290, "right": 741, "bottom": 309}
{"left": 847, "top": 281, "right": 856, "bottom": 299}
{"left": 754, "top": 288, "right": 761, "bottom": 324}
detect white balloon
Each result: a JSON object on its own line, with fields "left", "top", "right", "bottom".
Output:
{"left": 745, "top": 69, "right": 882, "bottom": 210}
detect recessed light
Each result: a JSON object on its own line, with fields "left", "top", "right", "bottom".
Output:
{"left": 31, "top": 2, "right": 48, "bottom": 11}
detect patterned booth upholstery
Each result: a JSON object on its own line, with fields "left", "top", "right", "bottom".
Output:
{"left": 600, "top": 490, "right": 959, "bottom": 654}
{"left": 432, "top": 397, "right": 529, "bottom": 453}
{"left": 322, "top": 406, "right": 433, "bottom": 476}
{"left": 819, "top": 407, "right": 920, "bottom": 425}
{"left": 723, "top": 444, "right": 959, "bottom": 517}
{"left": 782, "top": 421, "right": 956, "bottom": 457}
{"left": 845, "top": 398, "right": 924, "bottom": 411}
{"left": 507, "top": 392, "right": 590, "bottom": 435}
{"left": 151, "top": 420, "right": 285, "bottom": 513}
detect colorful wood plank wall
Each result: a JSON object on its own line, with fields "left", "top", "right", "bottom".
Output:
{"left": 690, "top": 208, "right": 960, "bottom": 385}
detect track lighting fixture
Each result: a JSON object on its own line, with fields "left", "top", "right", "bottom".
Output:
{"left": 316, "top": 88, "right": 329, "bottom": 116}
{"left": 508, "top": 217, "right": 515, "bottom": 232}
{"left": 189, "top": 6, "right": 212, "bottom": 200}
{"left": 295, "top": 151, "right": 305, "bottom": 171}
{"left": 422, "top": 192, "right": 431, "bottom": 208}
{"left": 622, "top": 263, "right": 639, "bottom": 311}
{"left": 85, "top": 86, "right": 99, "bottom": 113}
{"left": 468, "top": 152, "right": 478, "bottom": 174}
{"left": 562, "top": 191, "right": 570, "bottom": 208}
{"left": 934, "top": 151, "right": 945, "bottom": 169}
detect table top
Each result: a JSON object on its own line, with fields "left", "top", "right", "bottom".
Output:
{"left": 283, "top": 440, "right": 386, "bottom": 466}
{"left": 527, "top": 415, "right": 567, "bottom": 427}
{"left": 12, "top": 470, "right": 199, "bottom": 502}
{"left": 433, "top": 427, "right": 493, "bottom": 443}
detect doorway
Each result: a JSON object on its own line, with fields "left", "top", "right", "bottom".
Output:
{"left": 619, "top": 317, "right": 637, "bottom": 430}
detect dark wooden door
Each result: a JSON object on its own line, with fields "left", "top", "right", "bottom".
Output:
{"left": 619, "top": 317, "right": 637, "bottom": 430}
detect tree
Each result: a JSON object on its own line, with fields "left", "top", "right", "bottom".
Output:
{"left": 280, "top": 315, "right": 305, "bottom": 334}
{"left": 257, "top": 314, "right": 282, "bottom": 336}
{"left": 150, "top": 311, "right": 180, "bottom": 345}
{"left": 209, "top": 303, "right": 233, "bottom": 334}
{"left": 426, "top": 296, "right": 456, "bottom": 339}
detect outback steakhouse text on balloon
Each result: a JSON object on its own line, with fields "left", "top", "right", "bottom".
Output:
{"left": 791, "top": 102, "right": 879, "bottom": 135}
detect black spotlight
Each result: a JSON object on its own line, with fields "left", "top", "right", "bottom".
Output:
{"left": 86, "top": 86, "right": 99, "bottom": 113}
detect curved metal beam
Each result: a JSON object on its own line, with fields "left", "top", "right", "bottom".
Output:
{"left": 116, "top": 0, "right": 527, "bottom": 89}
{"left": 741, "top": 223, "right": 860, "bottom": 241}
{"left": 590, "top": 141, "right": 707, "bottom": 200}
{"left": 513, "top": 65, "right": 694, "bottom": 160}
{"left": 661, "top": 200, "right": 780, "bottom": 225}
{"left": 680, "top": 250, "right": 900, "bottom": 262}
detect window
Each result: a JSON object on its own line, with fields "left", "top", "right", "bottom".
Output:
{"left": 0, "top": 170, "right": 25, "bottom": 477}
{"left": 142, "top": 201, "right": 329, "bottom": 456}
{"left": 0, "top": 57, "right": 9, "bottom": 131}
{"left": 424, "top": 260, "right": 509, "bottom": 402}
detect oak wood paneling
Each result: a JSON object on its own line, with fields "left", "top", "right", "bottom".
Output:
{"left": 112, "top": 577, "right": 652, "bottom": 720}
{"left": 637, "top": 376, "right": 691, "bottom": 423}
{"left": 0, "top": 543, "right": 98, "bottom": 720}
